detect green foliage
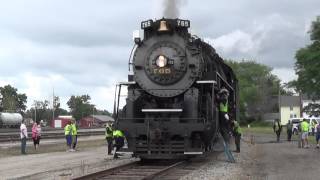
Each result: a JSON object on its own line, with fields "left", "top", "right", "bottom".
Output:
{"left": 310, "top": 16, "right": 320, "bottom": 41}
{"left": 67, "top": 95, "right": 95, "bottom": 121}
{"left": 288, "top": 16, "right": 320, "bottom": 116}
{"left": 0, "top": 85, "right": 27, "bottom": 113}
{"left": 226, "top": 60, "right": 281, "bottom": 122}
{"left": 303, "top": 103, "right": 320, "bottom": 117}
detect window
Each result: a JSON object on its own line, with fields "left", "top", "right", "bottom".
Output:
{"left": 290, "top": 106, "right": 293, "bottom": 111}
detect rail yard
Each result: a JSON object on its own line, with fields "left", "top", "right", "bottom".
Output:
{"left": 1, "top": 0, "right": 320, "bottom": 180}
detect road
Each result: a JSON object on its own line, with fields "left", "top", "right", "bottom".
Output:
{"left": 240, "top": 132, "right": 320, "bottom": 180}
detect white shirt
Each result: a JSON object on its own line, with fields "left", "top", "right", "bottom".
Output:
{"left": 20, "top": 123, "right": 28, "bottom": 139}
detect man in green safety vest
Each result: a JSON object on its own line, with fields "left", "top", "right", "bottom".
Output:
{"left": 217, "top": 87, "right": 232, "bottom": 141}
{"left": 113, "top": 129, "right": 125, "bottom": 159}
{"left": 64, "top": 121, "right": 72, "bottom": 151}
{"left": 232, "top": 120, "right": 242, "bottom": 153}
{"left": 105, "top": 123, "right": 113, "bottom": 155}
{"left": 301, "top": 119, "right": 310, "bottom": 148}
{"left": 273, "top": 119, "right": 282, "bottom": 142}
{"left": 71, "top": 119, "right": 78, "bottom": 151}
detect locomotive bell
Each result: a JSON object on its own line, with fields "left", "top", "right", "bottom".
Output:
{"left": 158, "top": 20, "right": 169, "bottom": 31}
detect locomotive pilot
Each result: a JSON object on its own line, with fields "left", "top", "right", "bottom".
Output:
{"left": 217, "top": 87, "right": 232, "bottom": 141}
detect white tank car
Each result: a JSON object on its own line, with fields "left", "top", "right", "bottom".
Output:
{"left": 0, "top": 112, "right": 23, "bottom": 128}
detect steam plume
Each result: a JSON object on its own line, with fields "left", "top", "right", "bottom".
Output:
{"left": 162, "top": 0, "right": 187, "bottom": 18}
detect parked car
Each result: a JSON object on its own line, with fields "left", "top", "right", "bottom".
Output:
{"left": 290, "top": 118, "right": 301, "bottom": 135}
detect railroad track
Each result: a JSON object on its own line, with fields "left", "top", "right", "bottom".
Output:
{"left": 73, "top": 160, "right": 187, "bottom": 180}
{"left": 74, "top": 151, "right": 222, "bottom": 180}
{"left": 0, "top": 129, "right": 104, "bottom": 142}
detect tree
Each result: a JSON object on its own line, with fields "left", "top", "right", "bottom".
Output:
{"left": 96, "top": 109, "right": 112, "bottom": 116}
{"left": 0, "top": 85, "right": 27, "bottom": 113}
{"left": 288, "top": 16, "right": 320, "bottom": 116}
{"left": 226, "top": 60, "right": 282, "bottom": 122}
{"left": 67, "top": 95, "right": 95, "bottom": 121}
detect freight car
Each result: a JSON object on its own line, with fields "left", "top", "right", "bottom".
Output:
{"left": 0, "top": 112, "right": 23, "bottom": 128}
{"left": 113, "top": 18, "right": 239, "bottom": 159}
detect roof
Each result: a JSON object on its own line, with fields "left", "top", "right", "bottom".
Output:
{"left": 280, "top": 96, "right": 301, "bottom": 107}
{"left": 91, "top": 115, "right": 114, "bottom": 122}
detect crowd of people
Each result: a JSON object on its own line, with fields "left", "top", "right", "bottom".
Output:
{"left": 274, "top": 118, "right": 320, "bottom": 149}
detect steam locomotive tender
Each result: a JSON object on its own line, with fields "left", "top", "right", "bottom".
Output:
{"left": 114, "top": 18, "right": 238, "bottom": 159}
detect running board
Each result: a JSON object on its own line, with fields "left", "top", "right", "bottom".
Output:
{"left": 184, "top": 152, "right": 203, "bottom": 155}
{"left": 142, "top": 109, "right": 183, "bottom": 113}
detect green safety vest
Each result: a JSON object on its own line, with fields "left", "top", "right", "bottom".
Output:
{"left": 219, "top": 102, "right": 228, "bottom": 113}
{"left": 301, "top": 121, "right": 309, "bottom": 132}
{"left": 234, "top": 121, "right": 242, "bottom": 134}
{"left": 64, "top": 124, "right": 72, "bottom": 135}
{"left": 113, "top": 130, "right": 124, "bottom": 138}
{"left": 105, "top": 126, "right": 113, "bottom": 138}
{"left": 71, "top": 123, "right": 77, "bottom": 135}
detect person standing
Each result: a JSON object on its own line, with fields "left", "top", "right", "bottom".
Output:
{"left": 36, "top": 121, "right": 42, "bottom": 149}
{"left": 287, "top": 120, "right": 293, "bottom": 141}
{"left": 105, "top": 123, "right": 114, "bottom": 155}
{"left": 273, "top": 119, "right": 282, "bottom": 142}
{"left": 316, "top": 123, "right": 320, "bottom": 148}
{"left": 217, "top": 88, "right": 231, "bottom": 141}
{"left": 113, "top": 129, "right": 125, "bottom": 159}
{"left": 71, "top": 119, "right": 78, "bottom": 151}
{"left": 301, "top": 119, "right": 310, "bottom": 148}
{"left": 232, "top": 120, "right": 242, "bottom": 153}
{"left": 64, "top": 121, "right": 72, "bottom": 151}
{"left": 32, "top": 122, "right": 39, "bottom": 150}
{"left": 20, "top": 119, "right": 28, "bottom": 155}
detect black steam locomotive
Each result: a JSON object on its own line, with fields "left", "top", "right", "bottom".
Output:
{"left": 113, "top": 18, "right": 238, "bottom": 159}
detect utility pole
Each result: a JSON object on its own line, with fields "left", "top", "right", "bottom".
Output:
{"left": 34, "top": 100, "right": 38, "bottom": 123}
{"left": 52, "top": 88, "right": 55, "bottom": 121}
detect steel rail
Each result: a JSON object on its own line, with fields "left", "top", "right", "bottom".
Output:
{"left": 73, "top": 160, "right": 186, "bottom": 180}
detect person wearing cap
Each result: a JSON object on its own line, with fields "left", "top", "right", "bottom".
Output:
{"left": 217, "top": 87, "right": 231, "bottom": 141}
{"left": 273, "top": 119, "right": 282, "bottom": 142}
{"left": 105, "top": 123, "right": 114, "bottom": 155}
{"left": 71, "top": 119, "right": 78, "bottom": 151}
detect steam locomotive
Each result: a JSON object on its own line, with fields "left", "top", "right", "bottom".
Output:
{"left": 113, "top": 18, "right": 238, "bottom": 159}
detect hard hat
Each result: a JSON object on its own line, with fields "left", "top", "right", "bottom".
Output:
{"left": 219, "top": 88, "right": 229, "bottom": 94}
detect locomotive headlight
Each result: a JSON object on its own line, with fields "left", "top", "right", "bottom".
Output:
{"left": 156, "top": 55, "right": 167, "bottom": 67}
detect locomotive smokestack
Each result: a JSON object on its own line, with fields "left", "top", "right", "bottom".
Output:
{"left": 162, "top": 0, "right": 186, "bottom": 18}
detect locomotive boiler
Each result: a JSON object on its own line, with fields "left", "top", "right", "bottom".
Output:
{"left": 113, "top": 18, "right": 238, "bottom": 159}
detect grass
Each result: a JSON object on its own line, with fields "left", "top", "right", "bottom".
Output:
{"left": 0, "top": 139, "right": 106, "bottom": 158}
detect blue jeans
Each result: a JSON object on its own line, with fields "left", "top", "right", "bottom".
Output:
{"left": 21, "top": 137, "right": 27, "bottom": 154}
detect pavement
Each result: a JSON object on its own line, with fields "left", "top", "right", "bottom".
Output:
{"left": 0, "top": 145, "right": 136, "bottom": 180}
{"left": 242, "top": 133, "right": 320, "bottom": 180}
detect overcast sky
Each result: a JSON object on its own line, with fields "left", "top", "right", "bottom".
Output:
{"left": 0, "top": 0, "right": 319, "bottom": 112}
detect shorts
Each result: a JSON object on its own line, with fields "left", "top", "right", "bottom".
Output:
{"left": 301, "top": 132, "right": 308, "bottom": 139}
